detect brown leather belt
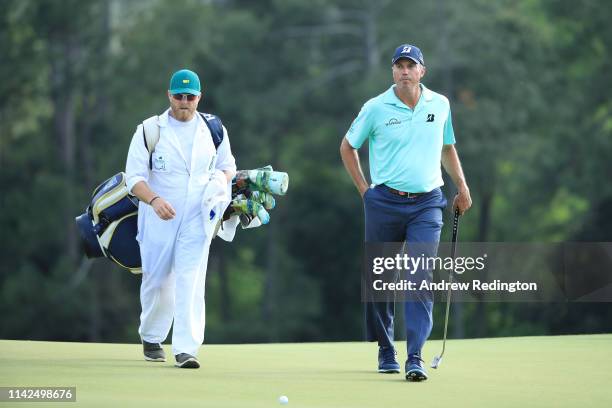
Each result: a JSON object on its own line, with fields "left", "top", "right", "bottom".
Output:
{"left": 383, "top": 185, "right": 427, "bottom": 198}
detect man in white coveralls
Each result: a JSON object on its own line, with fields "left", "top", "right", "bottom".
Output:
{"left": 125, "top": 69, "right": 236, "bottom": 368}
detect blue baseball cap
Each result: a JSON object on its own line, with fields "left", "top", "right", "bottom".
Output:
{"left": 391, "top": 44, "right": 424, "bottom": 66}
{"left": 169, "top": 69, "right": 201, "bottom": 95}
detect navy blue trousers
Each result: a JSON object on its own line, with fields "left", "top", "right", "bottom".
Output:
{"left": 364, "top": 185, "right": 447, "bottom": 356}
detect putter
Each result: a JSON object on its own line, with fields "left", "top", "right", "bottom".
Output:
{"left": 431, "top": 207, "right": 460, "bottom": 369}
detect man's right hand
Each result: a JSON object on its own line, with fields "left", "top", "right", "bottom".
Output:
{"left": 151, "top": 197, "right": 176, "bottom": 220}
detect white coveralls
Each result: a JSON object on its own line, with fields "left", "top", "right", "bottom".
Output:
{"left": 125, "top": 109, "right": 236, "bottom": 356}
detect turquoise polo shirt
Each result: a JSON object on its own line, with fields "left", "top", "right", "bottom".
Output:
{"left": 346, "top": 84, "right": 455, "bottom": 193}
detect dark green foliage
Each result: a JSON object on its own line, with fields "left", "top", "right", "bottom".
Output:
{"left": 1, "top": 0, "right": 611, "bottom": 343}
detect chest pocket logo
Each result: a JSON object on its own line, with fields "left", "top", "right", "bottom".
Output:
{"left": 385, "top": 118, "right": 402, "bottom": 126}
{"left": 153, "top": 154, "right": 168, "bottom": 172}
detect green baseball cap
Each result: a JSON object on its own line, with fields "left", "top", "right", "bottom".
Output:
{"left": 169, "top": 69, "right": 201, "bottom": 95}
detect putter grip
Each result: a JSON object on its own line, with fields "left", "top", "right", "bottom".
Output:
{"left": 451, "top": 208, "right": 460, "bottom": 258}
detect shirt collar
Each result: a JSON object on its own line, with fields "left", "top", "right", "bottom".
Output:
{"left": 383, "top": 83, "right": 433, "bottom": 108}
{"left": 158, "top": 108, "right": 170, "bottom": 127}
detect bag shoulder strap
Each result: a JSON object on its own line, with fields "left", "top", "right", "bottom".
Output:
{"left": 199, "top": 112, "right": 224, "bottom": 149}
{"left": 142, "top": 115, "right": 160, "bottom": 170}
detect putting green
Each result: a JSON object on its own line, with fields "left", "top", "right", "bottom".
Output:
{"left": 0, "top": 335, "right": 611, "bottom": 407}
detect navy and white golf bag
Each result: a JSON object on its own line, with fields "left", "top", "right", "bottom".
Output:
{"left": 75, "top": 172, "right": 142, "bottom": 273}
{"left": 75, "top": 112, "right": 226, "bottom": 275}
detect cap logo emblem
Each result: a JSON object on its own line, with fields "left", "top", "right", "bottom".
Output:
{"left": 402, "top": 46, "right": 412, "bottom": 54}
{"left": 182, "top": 79, "right": 190, "bottom": 84}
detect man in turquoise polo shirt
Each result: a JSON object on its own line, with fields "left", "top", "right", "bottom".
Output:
{"left": 340, "top": 44, "right": 472, "bottom": 381}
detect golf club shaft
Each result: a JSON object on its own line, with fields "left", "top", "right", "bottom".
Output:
{"left": 438, "top": 208, "right": 460, "bottom": 360}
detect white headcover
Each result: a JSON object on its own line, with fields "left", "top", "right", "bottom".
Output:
{"left": 201, "top": 170, "right": 232, "bottom": 239}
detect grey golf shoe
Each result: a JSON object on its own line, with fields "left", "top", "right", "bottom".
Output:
{"left": 142, "top": 340, "right": 166, "bottom": 362}
{"left": 175, "top": 353, "right": 200, "bottom": 369}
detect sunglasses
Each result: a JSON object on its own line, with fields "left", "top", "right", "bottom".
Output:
{"left": 172, "top": 93, "right": 198, "bottom": 101}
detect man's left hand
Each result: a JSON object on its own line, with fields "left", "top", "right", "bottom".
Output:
{"left": 453, "top": 186, "right": 472, "bottom": 215}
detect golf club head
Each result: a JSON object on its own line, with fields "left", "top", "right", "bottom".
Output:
{"left": 431, "top": 355, "right": 442, "bottom": 369}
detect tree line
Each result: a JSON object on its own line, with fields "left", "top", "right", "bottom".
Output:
{"left": 1, "top": 0, "right": 611, "bottom": 343}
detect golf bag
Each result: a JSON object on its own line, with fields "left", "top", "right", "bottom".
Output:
{"left": 75, "top": 172, "right": 142, "bottom": 273}
{"left": 75, "top": 112, "right": 224, "bottom": 274}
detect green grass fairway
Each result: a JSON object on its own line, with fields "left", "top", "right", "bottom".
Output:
{"left": 1, "top": 335, "right": 611, "bottom": 407}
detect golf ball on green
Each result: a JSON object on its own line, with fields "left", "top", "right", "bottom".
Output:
{"left": 279, "top": 395, "right": 289, "bottom": 405}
